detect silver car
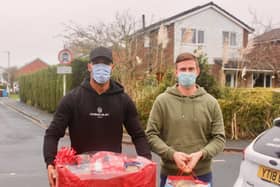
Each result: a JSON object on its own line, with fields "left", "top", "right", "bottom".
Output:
{"left": 234, "top": 118, "right": 280, "bottom": 187}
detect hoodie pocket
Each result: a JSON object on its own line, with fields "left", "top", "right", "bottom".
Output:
{"left": 172, "top": 140, "right": 206, "bottom": 154}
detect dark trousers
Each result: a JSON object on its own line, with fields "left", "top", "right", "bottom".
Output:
{"left": 160, "top": 172, "right": 213, "bottom": 187}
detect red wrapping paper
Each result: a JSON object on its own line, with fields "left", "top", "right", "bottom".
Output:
{"left": 55, "top": 150, "right": 156, "bottom": 187}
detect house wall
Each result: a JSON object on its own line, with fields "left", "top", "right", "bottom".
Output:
{"left": 243, "top": 29, "right": 249, "bottom": 48}
{"left": 174, "top": 7, "right": 244, "bottom": 64}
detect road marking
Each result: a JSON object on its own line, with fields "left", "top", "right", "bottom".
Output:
{"left": 213, "top": 159, "right": 226, "bottom": 163}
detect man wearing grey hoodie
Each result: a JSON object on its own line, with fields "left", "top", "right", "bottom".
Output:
{"left": 145, "top": 52, "right": 225, "bottom": 187}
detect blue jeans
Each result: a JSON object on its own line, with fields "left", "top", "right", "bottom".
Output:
{"left": 160, "top": 172, "right": 213, "bottom": 187}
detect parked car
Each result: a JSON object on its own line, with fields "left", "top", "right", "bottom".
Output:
{"left": 234, "top": 118, "right": 280, "bottom": 187}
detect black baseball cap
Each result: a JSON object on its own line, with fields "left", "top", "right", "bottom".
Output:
{"left": 89, "top": 47, "right": 113, "bottom": 63}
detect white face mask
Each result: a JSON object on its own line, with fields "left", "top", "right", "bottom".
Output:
{"left": 91, "top": 63, "right": 111, "bottom": 84}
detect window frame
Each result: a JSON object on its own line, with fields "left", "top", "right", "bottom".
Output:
{"left": 222, "top": 31, "right": 237, "bottom": 47}
{"left": 252, "top": 73, "right": 272, "bottom": 88}
{"left": 181, "top": 28, "right": 205, "bottom": 45}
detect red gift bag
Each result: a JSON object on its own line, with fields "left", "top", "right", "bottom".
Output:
{"left": 55, "top": 148, "right": 156, "bottom": 187}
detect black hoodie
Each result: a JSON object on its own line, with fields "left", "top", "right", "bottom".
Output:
{"left": 43, "top": 78, "right": 151, "bottom": 166}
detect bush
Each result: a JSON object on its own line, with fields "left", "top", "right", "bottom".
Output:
{"left": 219, "top": 88, "right": 280, "bottom": 139}
{"left": 136, "top": 69, "right": 176, "bottom": 129}
{"left": 18, "top": 58, "right": 89, "bottom": 112}
{"left": 70, "top": 58, "right": 89, "bottom": 89}
{"left": 195, "top": 49, "right": 221, "bottom": 98}
{"left": 18, "top": 66, "right": 63, "bottom": 112}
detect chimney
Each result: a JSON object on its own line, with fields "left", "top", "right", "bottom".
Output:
{"left": 142, "top": 14, "right": 146, "bottom": 29}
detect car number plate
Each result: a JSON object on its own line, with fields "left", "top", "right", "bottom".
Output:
{"left": 257, "top": 165, "right": 280, "bottom": 185}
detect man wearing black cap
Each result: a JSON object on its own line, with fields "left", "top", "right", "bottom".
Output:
{"left": 43, "top": 46, "right": 152, "bottom": 187}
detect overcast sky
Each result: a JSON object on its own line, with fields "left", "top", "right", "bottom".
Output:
{"left": 0, "top": 0, "right": 279, "bottom": 68}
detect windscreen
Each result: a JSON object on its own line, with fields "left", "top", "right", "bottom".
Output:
{"left": 253, "top": 126, "right": 280, "bottom": 159}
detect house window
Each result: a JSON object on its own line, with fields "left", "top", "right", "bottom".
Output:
{"left": 223, "top": 31, "right": 237, "bottom": 46}
{"left": 225, "top": 73, "right": 236, "bottom": 87}
{"left": 198, "top": 30, "right": 204, "bottom": 44}
{"left": 181, "top": 28, "right": 204, "bottom": 44}
{"left": 253, "top": 73, "right": 272, "bottom": 87}
{"left": 265, "top": 75, "right": 272, "bottom": 88}
{"left": 144, "top": 35, "right": 150, "bottom": 48}
{"left": 230, "top": 32, "right": 237, "bottom": 46}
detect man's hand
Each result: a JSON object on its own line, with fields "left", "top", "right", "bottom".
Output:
{"left": 47, "top": 164, "right": 56, "bottom": 187}
{"left": 184, "top": 151, "right": 203, "bottom": 173}
{"left": 173, "top": 152, "right": 191, "bottom": 172}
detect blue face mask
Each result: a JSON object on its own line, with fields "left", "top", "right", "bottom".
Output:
{"left": 178, "top": 72, "right": 197, "bottom": 88}
{"left": 92, "top": 63, "right": 111, "bottom": 84}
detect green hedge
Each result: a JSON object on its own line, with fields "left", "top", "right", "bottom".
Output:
{"left": 18, "top": 66, "right": 63, "bottom": 112}
{"left": 219, "top": 88, "right": 280, "bottom": 139}
{"left": 18, "top": 59, "right": 88, "bottom": 112}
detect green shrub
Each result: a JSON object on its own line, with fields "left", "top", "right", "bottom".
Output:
{"left": 219, "top": 88, "right": 280, "bottom": 139}
{"left": 136, "top": 69, "right": 176, "bottom": 129}
{"left": 18, "top": 58, "right": 88, "bottom": 112}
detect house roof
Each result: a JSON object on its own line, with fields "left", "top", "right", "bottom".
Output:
{"left": 254, "top": 28, "right": 280, "bottom": 43}
{"left": 16, "top": 58, "right": 49, "bottom": 76}
{"left": 136, "top": 1, "right": 254, "bottom": 34}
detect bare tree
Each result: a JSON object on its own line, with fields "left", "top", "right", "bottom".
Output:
{"left": 62, "top": 10, "right": 174, "bottom": 101}
{"left": 248, "top": 8, "right": 278, "bottom": 37}
{"left": 61, "top": 11, "right": 139, "bottom": 57}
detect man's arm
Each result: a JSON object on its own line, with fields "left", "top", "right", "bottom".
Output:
{"left": 145, "top": 99, "right": 176, "bottom": 161}
{"left": 123, "top": 95, "right": 152, "bottom": 159}
{"left": 200, "top": 100, "right": 225, "bottom": 160}
{"left": 43, "top": 94, "right": 73, "bottom": 166}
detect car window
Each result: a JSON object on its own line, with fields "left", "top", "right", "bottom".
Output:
{"left": 253, "top": 126, "right": 280, "bottom": 159}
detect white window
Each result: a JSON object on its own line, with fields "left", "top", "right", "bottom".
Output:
{"left": 230, "top": 32, "right": 237, "bottom": 46}
{"left": 144, "top": 35, "right": 150, "bottom": 48}
{"left": 181, "top": 28, "right": 204, "bottom": 44}
{"left": 223, "top": 31, "right": 237, "bottom": 46}
{"left": 197, "top": 30, "right": 204, "bottom": 44}
{"left": 253, "top": 73, "right": 272, "bottom": 88}
{"left": 225, "top": 73, "right": 236, "bottom": 87}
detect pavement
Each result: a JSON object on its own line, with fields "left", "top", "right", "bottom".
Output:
{"left": 0, "top": 97, "right": 252, "bottom": 152}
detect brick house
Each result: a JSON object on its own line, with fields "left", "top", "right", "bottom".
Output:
{"left": 224, "top": 28, "right": 280, "bottom": 88}
{"left": 16, "top": 58, "right": 49, "bottom": 77}
{"left": 115, "top": 1, "right": 254, "bottom": 82}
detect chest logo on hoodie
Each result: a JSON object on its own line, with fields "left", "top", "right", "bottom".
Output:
{"left": 89, "top": 106, "right": 109, "bottom": 119}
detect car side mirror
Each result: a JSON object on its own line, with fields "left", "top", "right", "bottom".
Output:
{"left": 273, "top": 117, "right": 280, "bottom": 127}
